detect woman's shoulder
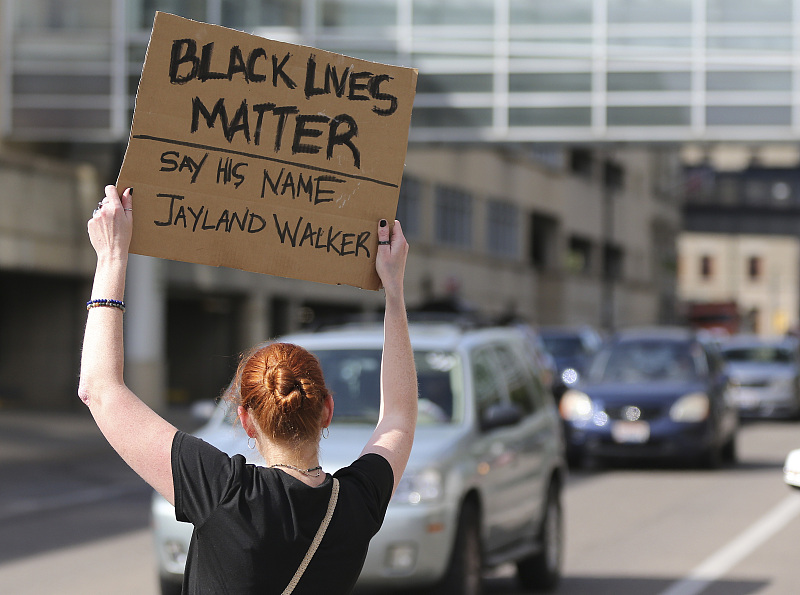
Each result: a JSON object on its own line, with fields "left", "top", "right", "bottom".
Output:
{"left": 334, "top": 453, "right": 394, "bottom": 492}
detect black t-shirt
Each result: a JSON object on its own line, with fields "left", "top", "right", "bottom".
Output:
{"left": 171, "top": 431, "right": 394, "bottom": 595}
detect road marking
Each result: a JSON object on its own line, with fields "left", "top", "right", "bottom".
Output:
{"left": 658, "top": 493, "right": 800, "bottom": 595}
{"left": 0, "top": 484, "right": 145, "bottom": 522}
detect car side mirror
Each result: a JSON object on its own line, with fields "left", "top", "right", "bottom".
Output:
{"left": 480, "top": 402, "right": 523, "bottom": 432}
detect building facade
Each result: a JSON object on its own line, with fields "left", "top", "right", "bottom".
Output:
{"left": 678, "top": 231, "right": 800, "bottom": 336}
{"left": 0, "top": 0, "right": 692, "bottom": 409}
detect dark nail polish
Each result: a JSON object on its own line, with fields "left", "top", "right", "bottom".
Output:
{"left": 128, "top": 187, "right": 134, "bottom": 195}
{"left": 380, "top": 219, "right": 387, "bottom": 227}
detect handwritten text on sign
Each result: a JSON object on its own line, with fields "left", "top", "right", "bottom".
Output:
{"left": 118, "top": 12, "right": 417, "bottom": 290}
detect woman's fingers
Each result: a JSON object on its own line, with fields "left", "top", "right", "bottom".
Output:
{"left": 376, "top": 219, "right": 408, "bottom": 295}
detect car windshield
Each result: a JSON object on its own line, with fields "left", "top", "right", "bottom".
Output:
{"left": 541, "top": 336, "right": 585, "bottom": 359}
{"left": 313, "top": 348, "right": 463, "bottom": 425}
{"left": 722, "top": 346, "right": 794, "bottom": 364}
{"left": 588, "top": 340, "right": 701, "bottom": 383}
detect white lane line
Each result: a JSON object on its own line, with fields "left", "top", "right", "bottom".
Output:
{"left": 658, "top": 493, "right": 800, "bottom": 595}
{"left": 0, "top": 484, "right": 144, "bottom": 522}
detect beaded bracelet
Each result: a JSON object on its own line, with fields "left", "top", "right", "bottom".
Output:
{"left": 86, "top": 298, "right": 126, "bottom": 313}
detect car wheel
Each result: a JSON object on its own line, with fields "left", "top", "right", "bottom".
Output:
{"left": 722, "top": 434, "right": 737, "bottom": 464}
{"left": 435, "top": 501, "right": 483, "bottom": 595}
{"left": 701, "top": 443, "right": 723, "bottom": 469}
{"left": 516, "top": 482, "right": 563, "bottom": 592}
{"left": 159, "top": 576, "right": 183, "bottom": 595}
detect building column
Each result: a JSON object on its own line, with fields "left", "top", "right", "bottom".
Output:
{"left": 239, "top": 290, "right": 270, "bottom": 351}
{"left": 125, "top": 254, "right": 167, "bottom": 411}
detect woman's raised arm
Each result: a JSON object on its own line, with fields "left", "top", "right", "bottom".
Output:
{"left": 78, "top": 185, "right": 177, "bottom": 504}
{"left": 360, "top": 219, "right": 417, "bottom": 493}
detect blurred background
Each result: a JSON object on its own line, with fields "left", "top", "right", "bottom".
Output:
{"left": 4, "top": 2, "right": 800, "bottom": 594}
{"left": 4, "top": 0, "right": 800, "bottom": 413}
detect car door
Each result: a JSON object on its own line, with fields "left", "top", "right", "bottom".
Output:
{"left": 492, "top": 341, "right": 553, "bottom": 545}
{"left": 469, "top": 344, "right": 519, "bottom": 553}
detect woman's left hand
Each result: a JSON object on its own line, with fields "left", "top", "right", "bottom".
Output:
{"left": 87, "top": 185, "right": 133, "bottom": 262}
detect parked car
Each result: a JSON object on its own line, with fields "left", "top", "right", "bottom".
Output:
{"left": 152, "top": 320, "right": 567, "bottom": 594}
{"left": 559, "top": 327, "right": 738, "bottom": 468}
{"left": 538, "top": 326, "right": 603, "bottom": 400}
{"left": 720, "top": 335, "right": 800, "bottom": 420}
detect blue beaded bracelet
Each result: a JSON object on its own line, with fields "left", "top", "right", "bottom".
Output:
{"left": 86, "top": 298, "right": 126, "bottom": 313}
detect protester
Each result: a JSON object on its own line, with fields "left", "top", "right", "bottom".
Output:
{"left": 78, "top": 185, "right": 417, "bottom": 594}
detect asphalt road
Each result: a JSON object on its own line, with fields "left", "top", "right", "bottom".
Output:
{"left": 1, "top": 410, "right": 799, "bottom": 595}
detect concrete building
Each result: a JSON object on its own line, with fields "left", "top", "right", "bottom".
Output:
{"left": 0, "top": 0, "right": 716, "bottom": 410}
{"left": 678, "top": 231, "right": 800, "bottom": 336}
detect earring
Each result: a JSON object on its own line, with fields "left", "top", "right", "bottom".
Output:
{"left": 247, "top": 436, "right": 256, "bottom": 449}
{"left": 322, "top": 427, "right": 330, "bottom": 439}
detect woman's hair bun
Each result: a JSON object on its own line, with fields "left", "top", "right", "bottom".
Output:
{"left": 265, "top": 365, "right": 308, "bottom": 412}
{"left": 229, "top": 342, "right": 328, "bottom": 444}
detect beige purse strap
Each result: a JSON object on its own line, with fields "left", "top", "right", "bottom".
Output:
{"left": 281, "top": 477, "right": 340, "bottom": 595}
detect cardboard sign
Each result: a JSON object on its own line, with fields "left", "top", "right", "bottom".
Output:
{"left": 118, "top": 12, "right": 417, "bottom": 290}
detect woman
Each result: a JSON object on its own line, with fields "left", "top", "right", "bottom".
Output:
{"left": 78, "top": 185, "right": 417, "bottom": 594}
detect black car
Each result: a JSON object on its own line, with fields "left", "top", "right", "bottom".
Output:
{"left": 559, "top": 327, "right": 738, "bottom": 468}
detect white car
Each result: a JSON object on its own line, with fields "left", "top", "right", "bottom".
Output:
{"left": 152, "top": 320, "right": 567, "bottom": 594}
{"left": 784, "top": 449, "right": 800, "bottom": 489}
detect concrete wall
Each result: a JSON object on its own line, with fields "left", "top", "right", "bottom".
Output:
{"left": 0, "top": 151, "right": 100, "bottom": 409}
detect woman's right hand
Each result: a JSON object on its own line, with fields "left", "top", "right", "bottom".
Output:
{"left": 375, "top": 219, "right": 408, "bottom": 298}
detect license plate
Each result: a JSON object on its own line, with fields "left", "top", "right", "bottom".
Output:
{"left": 612, "top": 421, "right": 650, "bottom": 444}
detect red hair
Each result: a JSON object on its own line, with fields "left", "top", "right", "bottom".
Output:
{"left": 228, "top": 343, "right": 328, "bottom": 445}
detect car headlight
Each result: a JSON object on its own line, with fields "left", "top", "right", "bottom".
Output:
{"left": 560, "top": 389, "right": 594, "bottom": 422}
{"left": 561, "top": 368, "right": 580, "bottom": 385}
{"left": 393, "top": 469, "right": 443, "bottom": 505}
{"left": 670, "top": 392, "right": 710, "bottom": 422}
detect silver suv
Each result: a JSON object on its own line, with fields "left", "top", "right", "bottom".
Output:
{"left": 152, "top": 321, "right": 567, "bottom": 594}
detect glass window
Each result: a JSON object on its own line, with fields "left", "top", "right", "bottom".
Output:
{"left": 314, "top": 349, "right": 463, "bottom": 425}
{"left": 414, "top": 0, "right": 494, "bottom": 26}
{"left": 747, "top": 256, "right": 762, "bottom": 281}
{"left": 417, "top": 73, "right": 494, "bottom": 94}
{"left": 722, "top": 345, "right": 795, "bottom": 364}
{"left": 493, "top": 345, "right": 542, "bottom": 415}
{"left": 16, "top": 0, "right": 112, "bottom": 30}
{"left": 510, "top": 0, "right": 593, "bottom": 24}
{"left": 707, "top": 0, "right": 792, "bottom": 22}
{"left": 530, "top": 213, "right": 559, "bottom": 270}
{"left": 707, "top": 106, "right": 791, "bottom": 126}
{"left": 607, "top": 106, "right": 691, "bottom": 127}
{"left": 412, "top": 108, "right": 493, "bottom": 128}
{"left": 700, "top": 255, "right": 713, "bottom": 279}
{"left": 141, "top": 0, "right": 207, "bottom": 27}
{"left": 487, "top": 200, "right": 519, "bottom": 258}
{"left": 396, "top": 176, "right": 423, "bottom": 239}
{"left": 12, "top": 108, "right": 110, "bottom": 130}
{"left": 607, "top": 72, "right": 691, "bottom": 92}
{"left": 608, "top": 0, "right": 692, "bottom": 23}
{"left": 706, "top": 71, "right": 791, "bottom": 92}
{"left": 13, "top": 74, "right": 111, "bottom": 95}
{"left": 472, "top": 348, "right": 504, "bottom": 420}
{"left": 435, "top": 186, "right": 473, "bottom": 248}
{"left": 707, "top": 36, "right": 792, "bottom": 52}
{"left": 567, "top": 236, "right": 593, "bottom": 275}
{"left": 510, "top": 72, "right": 591, "bottom": 93}
{"left": 589, "top": 340, "right": 702, "bottom": 383}
{"left": 221, "top": 0, "right": 301, "bottom": 28}
{"left": 509, "top": 107, "right": 592, "bottom": 127}
{"left": 318, "top": 0, "right": 397, "bottom": 28}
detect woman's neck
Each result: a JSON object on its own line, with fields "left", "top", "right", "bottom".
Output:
{"left": 259, "top": 440, "right": 325, "bottom": 487}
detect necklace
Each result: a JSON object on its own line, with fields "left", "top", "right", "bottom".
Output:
{"left": 270, "top": 463, "right": 323, "bottom": 477}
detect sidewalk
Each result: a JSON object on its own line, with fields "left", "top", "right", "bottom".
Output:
{"left": 0, "top": 407, "right": 203, "bottom": 466}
